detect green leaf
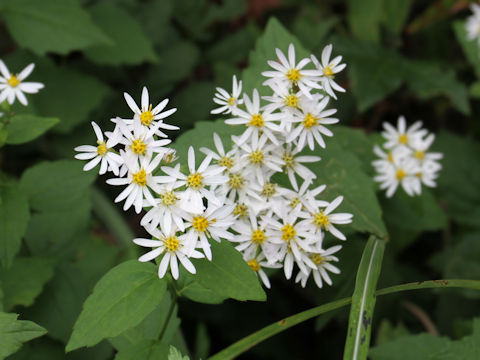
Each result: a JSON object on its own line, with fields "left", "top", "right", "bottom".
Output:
{"left": 380, "top": 0, "right": 413, "bottom": 35}
{"left": 0, "top": 182, "right": 30, "bottom": 268}
{"left": 434, "top": 317, "right": 480, "bottom": 359}
{"left": 66, "top": 260, "right": 167, "bottom": 351}
{"left": 114, "top": 340, "right": 169, "bottom": 360}
{"left": 19, "top": 160, "right": 96, "bottom": 212}
{"left": 0, "top": 312, "right": 47, "bottom": 359}
{"left": 176, "top": 271, "right": 227, "bottom": 304}
{"left": 374, "top": 319, "right": 410, "bottom": 346}
{"left": 343, "top": 236, "right": 385, "bottom": 360}
{"left": 0, "top": 257, "right": 56, "bottom": 310}
{"left": 242, "top": 17, "right": 310, "bottom": 96}
{"left": 2, "top": 0, "right": 111, "bottom": 55}
{"left": 453, "top": 21, "right": 480, "bottom": 78}
{"left": 31, "top": 64, "right": 109, "bottom": 133}
{"left": 84, "top": 3, "right": 157, "bottom": 65}
{"left": 347, "top": 0, "right": 382, "bottom": 42}
{"left": 168, "top": 346, "right": 190, "bottom": 360}
{"left": 192, "top": 240, "right": 266, "bottom": 302}
{"left": 5, "top": 114, "right": 59, "bottom": 144}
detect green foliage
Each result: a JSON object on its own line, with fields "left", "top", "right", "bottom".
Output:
{"left": 0, "top": 182, "right": 29, "bottom": 268}
{"left": 114, "top": 340, "right": 169, "bottom": 360}
{"left": 0, "top": 257, "right": 56, "bottom": 310}
{"left": 4, "top": 114, "right": 59, "bottom": 144}
{"left": 347, "top": 0, "right": 383, "bottom": 43}
{"left": 453, "top": 21, "right": 480, "bottom": 78}
{"left": 84, "top": 3, "right": 157, "bottom": 66}
{"left": 168, "top": 346, "right": 190, "bottom": 360}
{"left": 1, "top": 0, "right": 110, "bottom": 55}
{"left": 192, "top": 240, "right": 266, "bottom": 302}
{"left": 176, "top": 271, "right": 227, "bottom": 304}
{"left": 0, "top": 312, "right": 47, "bottom": 359}
{"left": 67, "top": 261, "right": 167, "bottom": 351}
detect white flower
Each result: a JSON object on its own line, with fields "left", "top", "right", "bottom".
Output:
{"left": 287, "top": 95, "right": 338, "bottom": 151}
{"left": 281, "top": 144, "right": 320, "bottom": 191}
{"left": 244, "top": 252, "right": 281, "bottom": 289}
{"left": 373, "top": 157, "right": 422, "bottom": 197}
{"left": 295, "top": 245, "right": 342, "bottom": 288}
{"left": 0, "top": 61, "right": 44, "bottom": 105}
{"left": 74, "top": 121, "right": 123, "bottom": 175}
{"left": 311, "top": 44, "right": 346, "bottom": 99}
{"left": 200, "top": 132, "right": 238, "bottom": 172}
{"left": 381, "top": 116, "right": 427, "bottom": 149}
{"left": 466, "top": 3, "right": 480, "bottom": 44}
{"left": 123, "top": 86, "right": 178, "bottom": 137}
{"left": 262, "top": 80, "right": 302, "bottom": 114}
{"left": 262, "top": 43, "right": 321, "bottom": 98}
{"left": 211, "top": 75, "right": 243, "bottom": 114}
{"left": 134, "top": 222, "right": 203, "bottom": 280}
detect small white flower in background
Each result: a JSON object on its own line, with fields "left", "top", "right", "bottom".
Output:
{"left": 466, "top": 3, "right": 480, "bottom": 44}
{"left": 311, "top": 44, "right": 346, "bottom": 99}
{"left": 373, "top": 116, "right": 442, "bottom": 197}
{"left": 0, "top": 60, "right": 44, "bottom": 105}
{"left": 211, "top": 75, "right": 244, "bottom": 115}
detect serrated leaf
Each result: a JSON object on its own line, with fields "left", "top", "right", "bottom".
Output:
{"left": 192, "top": 241, "right": 266, "bottom": 302}
{"left": 0, "top": 182, "right": 30, "bottom": 268}
{"left": 84, "top": 3, "right": 157, "bottom": 65}
{"left": 1, "top": 257, "right": 56, "bottom": 311}
{"left": 66, "top": 261, "right": 167, "bottom": 351}
{"left": 31, "top": 64, "right": 109, "bottom": 133}
{"left": 2, "top": 0, "right": 111, "bottom": 55}
{"left": 0, "top": 312, "right": 47, "bottom": 359}
{"left": 5, "top": 114, "right": 59, "bottom": 144}
{"left": 19, "top": 160, "right": 96, "bottom": 212}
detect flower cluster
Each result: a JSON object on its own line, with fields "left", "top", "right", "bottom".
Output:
{"left": 0, "top": 60, "right": 44, "bottom": 106}
{"left": 372, "top": 116, "right": 443, "bottom": 198}
{"left": 208, "top": 43, "right": 353, "bottom": 289}
{"left": 466, "top": 3, "right": 480, "bottom": 45}
{"left": 75, "top": 43, "right": 353, "bottom": 290}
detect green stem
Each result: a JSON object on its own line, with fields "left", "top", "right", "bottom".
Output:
{"left": 91, "top": 186, "right": 138, "bottom": 259}
{"left": 207, "top": 279, "right": 480, "bottom": 360}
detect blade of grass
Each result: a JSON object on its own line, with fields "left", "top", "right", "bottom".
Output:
{"left": 208, "top": 279, "right": 480, "bottom": 360}
{"left": 343, "top": 235, "right": 385, "bottom": 360}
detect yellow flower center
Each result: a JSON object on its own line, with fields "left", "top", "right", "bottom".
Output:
{"left": 398, "top": 134, "right": 408, "bottom": 144}
{"left": 303, "top": 113, "right": 318, "bottom": 129}
{"left": 396, "top": 169, "right": 406, "bottom": 180}
{"left": 289, "top": 197, "right": 301, "bottom": 208}
{"left": 282, "top": 153, "right": 295, "bottom": 169}
{"left": 187, "top": 172, "right": 203, "bottom": 190}
{"left": 323, "top": 66, "right": 334, "bottom": 77}
{"left": 192, "top": 216, "right": 210, "bottom": 232}
{"left": 7, "top": 75, "right": 20, "bottom": 87}
{"left": 313, "top": 211, "right": 329, "bottom": 229}
{"left": 286, "top": 68, "right": 301, "bottom": 82}
{"left": 416, "top": 172, "right": 422, "bottom": 178}
{"left": 164, "top": 236, "right": 180, "bottom": 252}
{"left": 261, "top": 182, "right": 276, "bottom": 198}
{"left": 160, "top": 190, "right": 177, "bottom": 206}
{"left": 130, "top": 139, "right": 146, "bottom": 155}
{"left": 249, "top": 114, "right": 264, "bottom": 127}
{"left": 284, "top": 94, "right": 299, "bottom": 107}
{"left": 96, "top": 141, "right": 108, "bottom": 156}
{"left": 228, "top": 173, "right": 244, "bottom": 190}
{"left": 310, "top": 253, "right": 325, "bottom": 265}
{"left": 247, "top": 259, "right": 261, "bottom": 272}
{"left": 249, "top": 150, "right": 264, "bottom": 165}
{"left": 387, "top": 152, "right": 393, "bottom": 162}
{"left": 218, "top": 156, "right": 234, "bottom": 169}
{"left": 251, "top": 229, "right": 266, "bottom": 245}
{"left": 132, "top": 169, "right": 147, "bottom": 187}
{"left": 227, "top": 97, "right": 236, "bottom": 106}
{"left": 233, "top": 203, "right": 248, "bottom": 217}
{"left": 414, "top": 150, "right": 424, "bottom": 160}
{"left": 281, "top": 223, "right": 296, "bottom": 242}
{"left": 139, "top": 104, "right": 154, "bottom": 126}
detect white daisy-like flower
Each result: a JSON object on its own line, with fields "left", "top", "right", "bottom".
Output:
{"left": 287, "top": 95, "right": 338, "bottom": 151}
{"left": 183, "top": 204, "right": 235, "bottom": 260}
{"left": 200, "top": 132, "right": 238, "bottom": 173}
{"left": 262, "top": 80, "right": 302, "bottom": 114}
{"left": 244, "top": 252, "right": 282, "bottom": 289}
{"left": 466, "top": 3, "right": 480, "bottom": 44}
{"left": 0, "top": 61, "right": 44, "bottom": 105}
{"left": 106, "top": 154, "right": 171, "bottom": 213}
{"left": 225, "top": 88, "right": 283, "bottom": 145}
{"left": 281, "top": 144, "right": 320, "bottom": 191}
{"left": 373, "top": 157, "right": 422, "bottom": 198}
{"left": 262, "top": 43, "right": 321, "bottom": 98}
{"left": 295, "top": 245, "right": 342, "bottom": 288}
{"left": 302, "top": 195, "right": 353, "bottom": 241}
{"left": 134, "top": 222, "right": 203, "bottom": 280}
{"left": 311, "top": 44, "right": 346, "bottom": 99}
{"left": 74, "top": 121, "right": 123, "bottom": 175}
{"left": 381, "top": 116, "right": 427, "bottom": 150}
{"left": 123, "top": 86, "right": 178, "bottom": 137}
{"left": 162, "top": 146, "right": 227, "bottom": 214}
{"left": 211, "top": 75, "right": 244, "bottom": 114}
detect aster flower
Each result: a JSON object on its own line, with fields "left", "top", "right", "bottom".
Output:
{"left": 74, "top": 121, "right": 123, "bottom": 175}
{"left": 381, "top": 116, "right": 427, "bottom": 150}
{"left": 373, "top": 157, "right": 422, "bottom": 198}
{"left": 200, "top": 132, "right": 238, "bottom": 173}
{"left": 311, "top": 44, "right": 346, "bottom": 99}
{"left": 281, "top": 144, "right": 320, "bottom": 191}
{"left": 211, "top": 75, "right": 243, "bottom": 115}
{"left": 0, "top": 61, "right": 44, "bottom": 105}
{"left": 244, "top": 252, "right": 282, "bottom": 289}
{"left": 466, "top": 3, "right": 480, "bottom": 44}
{"left": 295, "top": 245, "right": 342, "bottom": 288}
